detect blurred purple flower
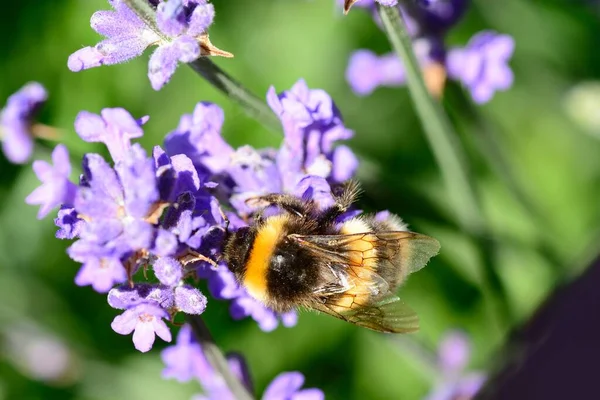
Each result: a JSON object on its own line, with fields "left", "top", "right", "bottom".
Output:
{"left": 69, "top": 0, "right": 230, "bottom": 90}
{"left": 344, "top": 0, "right": 514, "bottom": 103}
{"left": 346, "top": 50, "right": 405, "bottom": 96}
{"left": 161, "top": 324, "right": 206, "bottom": 382}
{"left": 25, "top": 145, "right": 77, "bottom": 219}
{"left": 262, "top": 372, "right": 325, "bottom": 400}
{"left": 447, "top": 31, "right": 515, "bottom": 104}
{"left": 1, "top": 82, "right": 47, "bottom": 164}
{"left": 163, "top": 325, "right": 324, "bottom": 399}
{"left": 111, "top": 303, "right": 172, "bottom": 352}
{"left": 425, "top": 330, "right": 486, "bottom": 400}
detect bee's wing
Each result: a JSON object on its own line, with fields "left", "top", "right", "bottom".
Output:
{"left": 310, "top": 292, "right": 420, "bottom": 333}
{"left": 290, "top": 231, "right": 440, "bottom": 277}
{"left": 290, "top": 231, "right": 440, "bottom": 333}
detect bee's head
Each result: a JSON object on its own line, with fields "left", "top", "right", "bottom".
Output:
{"left": 223, "top": 226, "right": 256, "bottom": 279}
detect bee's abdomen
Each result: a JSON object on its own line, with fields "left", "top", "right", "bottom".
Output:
{"left": 266, "top": 240, "right": 319, "bottom": 306}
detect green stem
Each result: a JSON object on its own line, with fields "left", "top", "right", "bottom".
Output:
{"left": 186, "top": 315, "right": 255, "bottom": 400}
{"left": 376, "top": 4, "right": 513, "bottom": 325}
{"left": 188, "top": 59, "right": 281, "bottom": 132}
{"left": 123, "top": 0, "right": 281, "bottom": 133}
{"left": 377, "top": 4, "right": 483, "bottom": 235}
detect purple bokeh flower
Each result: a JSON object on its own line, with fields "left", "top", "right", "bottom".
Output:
{"left": 425, "top": 330, "right": 486, "bottom": 400}
{"left": 163, "top": 325, "right": 324, "bottom": 399}
{"left": 69, "top": 0, "right": 231, "bottom": 90}
{"left": 1, "top": 82, "right": 47, "bottom": 164}
{"left": 447, "top": 31, "right": 515, "bottom": 104}
{"left": 111, "top": 303, "right": 172, "bottom": 352}
{"left": 262, "top": 372, "right": 325, "bottom": 400}
{"left": 161, "top": 324, "right": 207, "bottom": 382}
{"left": 346, "top": 50, "right": 404, "bottom": 96}
{"left": 25, "top": 145, "right": 77, "bottom": 219}
{"left": 344, "top": 0, "right": 515, "bottom": 103}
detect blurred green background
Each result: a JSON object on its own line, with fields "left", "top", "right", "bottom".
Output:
{"left": 1, "top": 0, "right": 600, "bottom": 399}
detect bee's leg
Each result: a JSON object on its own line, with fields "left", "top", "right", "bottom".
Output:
{"left": 318, "top": 180, "right": 362, "bottom": 224}
{"left": 246, "top": 194, "right": 307, "bottom": 217}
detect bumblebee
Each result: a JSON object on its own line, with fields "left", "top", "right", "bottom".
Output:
{"left": 223, "top": 182, "right": 440, "bottom": 333}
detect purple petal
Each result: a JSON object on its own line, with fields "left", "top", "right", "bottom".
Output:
{"left": 187, "top": 3, "right": 215, "bottom": 36}
{"left": 153, "top": 228, "right": 179, "bottom": 257}
{"left": 25, "top": 145, "right": 77, "bottom": 219}
{"left": 331, "top": 145, "right": 359, "bottom": 182}
{"left": 173, "top": 35, "right": 201, "bottom": 63}
{"left": 152, "top": 318, "right": 173, "bottom": 343}
{"left": 438, "top": 330, "right": 471, "bottom": 373}
{"left": 226, "top": 353, "right": 253, "bottom": 392}
{"left": 148, "top": 37, "right": 200, "bottom": 91}
{"left": 294, "top": 176, "right": 334, "bottom": 209}
{"left": 54, "top": 207, "right": 84, "bottom": 239}
{"left": 161, "top": 324, "right": 206, "bottom": 382}
{"left": 292, "top": 389, "right": 325, "bottom": 400}
{"left": 132, "top": 320, "right": 157, "bottom": 352}
{"left": 346, "top": 50, "right": 383, "bottom": 96}
{"left": 154, "top": 257, "right": 183, "bottom": 286}
{"left": 68, "top": 47, "right": 105, "bottom": 71}
{"left": 1, "top": 81, "right": 47, "bottom": 163}
{"left": 74, "top": 256, "right": 127, "bottom": 293}
{"left": 111, "top": 308, "right": 138, "bottom": 335}
{"left": 115, "top": 144, "right": 158, "bottom": 218}
{"left": 281, "top": 310, "right": 298, "bottom": 328}
{"left": 262, "top": 372, "right": 305, "bottom": 400}
{"left": 3, "top": 127, "right": 34, "bottom": 164}
{"left": 174, "top": 285, "right": 208, "bottom": 314}
{"left": 156, "top": 0, "right": 186, "bottom": 37}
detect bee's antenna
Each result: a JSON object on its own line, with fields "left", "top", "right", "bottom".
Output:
{"left": 338, "top": 180, "right": 362, "bottom": 210}
{"left": 318, "top": 180, "right": 362, "bottom": 225}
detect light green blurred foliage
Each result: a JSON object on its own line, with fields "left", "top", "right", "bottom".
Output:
{"left": 1, "top": 0, "right": 600, "bottom": 399}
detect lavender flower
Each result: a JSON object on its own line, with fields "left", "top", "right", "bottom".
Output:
{"left": 28, "top": 80, "right": 359, "bottom": 348}
{"left": 1, "top": 82, "right": 47, "bottom": 164}
{"left": 69, "top": 0, "right": 232, "bottom": 90}
{"left": 166, "top": 80, "right": 358, "bottom": 330}
{"left": 162, "top": 325, "right": 324, "bottom": 400}
{"left": 111, "top": 303, "right": 172, "bottom": 352}
{"left": 344, "top": 0, "right": 515, "bottom": 103}
{"left": 425, "top": 330, "right": 486, "bottom": 400}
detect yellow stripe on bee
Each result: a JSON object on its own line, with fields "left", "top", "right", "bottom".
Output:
{"left": 243, "top": 215, "right": 287, "bottom": 302}
{"left": 339, "top": 218, "right": 378, "bottom": 270}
